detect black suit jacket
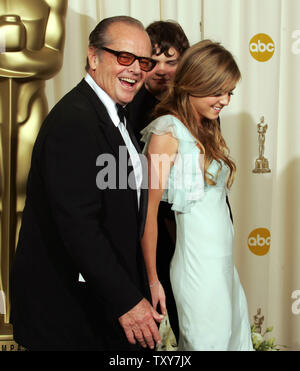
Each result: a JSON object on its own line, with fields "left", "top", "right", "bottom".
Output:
{"left": 128, "top": 85, "right": 159, "bottom": 147}
{"left": 10, "top": 79, "right": 149, "bottom": 351}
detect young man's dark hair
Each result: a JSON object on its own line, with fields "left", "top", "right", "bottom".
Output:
{"left": 146, "top": 20, "right": 189, "bottom": 57}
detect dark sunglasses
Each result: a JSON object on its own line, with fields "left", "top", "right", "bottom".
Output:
{"left": 101, "top": 47, "right": 157, "bottom": 72}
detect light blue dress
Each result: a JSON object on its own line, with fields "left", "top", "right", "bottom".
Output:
{"left": 141, "top": 114, "right": 253, "bottom": 351}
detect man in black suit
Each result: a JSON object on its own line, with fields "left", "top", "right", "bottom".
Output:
{"left": 128, "top": 21, "right": 190, "bottom": 343}
{"left": 10, "top": 16, "right": 163, "bottom": 351}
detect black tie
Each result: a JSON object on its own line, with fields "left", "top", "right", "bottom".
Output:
{"left": 116, "top": 103, "right": 141, "bottom": 152}
{"left": 116, "top": 104, "right": 128, "bottom": 124}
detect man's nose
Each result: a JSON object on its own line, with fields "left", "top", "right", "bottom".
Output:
{"left": 128, "top": 59, "right": 142, "bottom": 73}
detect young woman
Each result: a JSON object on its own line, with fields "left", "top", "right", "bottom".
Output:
{"left": 140, "top": 40, "right": 253, "bottom": 351}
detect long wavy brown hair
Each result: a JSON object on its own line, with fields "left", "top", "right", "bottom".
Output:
{"left": 153, "top": 40, "right": 241, "bottom": 188}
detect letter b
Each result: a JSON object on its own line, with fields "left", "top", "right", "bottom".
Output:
{"left": 258, "top": 40, "right": 266, "bottom": 52}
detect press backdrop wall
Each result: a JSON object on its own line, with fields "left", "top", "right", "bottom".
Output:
{"left": 45, "top": 0, "right": 300, "bottom": 351}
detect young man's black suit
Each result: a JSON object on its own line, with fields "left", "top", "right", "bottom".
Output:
{"left": 10, "top": 79, "right": 149, "bottom": 351}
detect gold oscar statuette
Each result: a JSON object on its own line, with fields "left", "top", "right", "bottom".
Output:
{"left": 0, "top": 0, "right": 67, "bottom": 351}
{"left": 252, "top": 116, "right": 271, "bottom": 174}
{"left": 253, "top": 308, "right": 264, "bottom": 334}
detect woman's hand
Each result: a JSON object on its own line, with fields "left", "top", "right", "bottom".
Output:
{"left": 150, "top": 281, "right": 166, "bottom": 317}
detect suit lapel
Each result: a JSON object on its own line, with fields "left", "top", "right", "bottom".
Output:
{"left": 76, "top": 79, "right": 125, "bottom": 158}
{"left": 126, "top": 119, "right": 148, "bottom": 240}
{"left": 126, "top": 121, "right": 141, "bottom": 153}
{"left": 126, "top": 118, "right": 148, "bottom": 238}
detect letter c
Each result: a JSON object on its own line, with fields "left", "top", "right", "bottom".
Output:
{"left": 267, "top": 43, "right": 275, "bottom": 52}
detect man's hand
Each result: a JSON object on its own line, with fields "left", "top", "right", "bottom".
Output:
{"left": 118, "top": 298, "right": 163, "bottom": 349}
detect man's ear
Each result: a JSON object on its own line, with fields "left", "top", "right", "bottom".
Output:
{"left": 87, "top": 47, "right": 99, "bottom": 70}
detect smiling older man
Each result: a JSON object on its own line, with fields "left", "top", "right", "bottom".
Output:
{"left": 10, "top": 16, "right": 163, "bottom": 351}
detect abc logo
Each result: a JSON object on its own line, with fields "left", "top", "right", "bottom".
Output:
{"left": 248, "top": 228, "right": 271, "bottom": 256}
{"left": 249, "top": 34, "right": 275, "bottom": 62}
